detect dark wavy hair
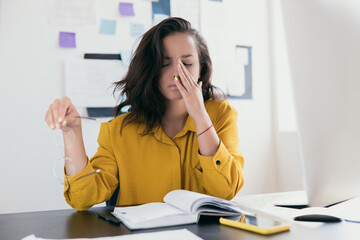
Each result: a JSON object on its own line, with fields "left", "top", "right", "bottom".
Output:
{"left": 113, "top": 17, "right": 224, "bottom": 134}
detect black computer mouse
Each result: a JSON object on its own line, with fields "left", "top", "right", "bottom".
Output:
{"left": 294, "top": 214, "right": 342, "bottom": 223}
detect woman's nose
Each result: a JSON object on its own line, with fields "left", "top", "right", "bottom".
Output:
{"left": 172, "top": 59, "right": 180, "bottom": 78}
{"left": 172, "top": 69, "right": 179, "bottom": 80}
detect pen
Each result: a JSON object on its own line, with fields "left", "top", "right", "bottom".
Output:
{"left": 74, "top": 116, "right": 102, "bottom": 121}
{"left": 60, "top": 116, "right": 102, "bottom": 126}
{"left": 97, "top": 214, "right": 121, "bottom": 226}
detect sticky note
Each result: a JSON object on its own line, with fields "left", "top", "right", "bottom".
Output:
{"left": 99, "top": 19, "right": 117, "bottom": 35}
{"left": 59, "top": 32, "right": 76, "bottom": 48}
{"left": 119, "top": 2, "right": 135, "bottom": 16}
{"left": 130, "top": 23, "right": 145, "bottom": 38}
{"left": 152, "top": 0, "right": 170, "bottom": 15}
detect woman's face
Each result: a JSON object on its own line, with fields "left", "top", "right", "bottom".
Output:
{"left": 159, "top": 33, "right": 201, "bottom": 101}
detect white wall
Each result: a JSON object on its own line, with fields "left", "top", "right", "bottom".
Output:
{"left": 0, "top": 0, "right": 280, "bottom": 214}
{"left": 268, "top": 0, "right": 303, "bottom": 192}
{"left": 200, "top": 0, "right": 279, "bottom": 196}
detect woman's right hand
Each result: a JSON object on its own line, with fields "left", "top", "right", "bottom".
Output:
{"left": 45, "top": 96, "right": 81, "bottom": 132}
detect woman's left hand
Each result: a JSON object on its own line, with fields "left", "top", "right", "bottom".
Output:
{"left": 174, "top": 59, "right": 208, "bottom": 122}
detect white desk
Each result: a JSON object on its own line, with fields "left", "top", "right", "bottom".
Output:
{"left": 233, "top": 191, "right": 360, "bottom": 240}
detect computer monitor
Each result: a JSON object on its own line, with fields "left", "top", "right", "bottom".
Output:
{"left": 281, "top": 0, "right": 360, "bottom": 207}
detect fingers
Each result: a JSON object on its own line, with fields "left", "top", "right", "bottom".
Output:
{"left": 58, "top": 96, "right": 71, "bottom": 123}
{"left": 177, "top": 60, "right": 197, "bottom": 89}
{"left": 45, "top": 107, "right": 55, "bottom": 130}
{"left": 52, "top": 100, "right": 61, "bottom": 128}
{"left": 45, "top": 96, "right": 74, "bottom": 130}
{"left": 177, "top": 65, "right": 192, "bottom": 91}
{"left": 174, "top": 75, "right": 187, "bottom": 96}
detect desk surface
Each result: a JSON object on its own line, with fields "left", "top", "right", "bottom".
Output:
{"left": 0, "top": 206, "right": 291, "bottom": 240}
{"left": 1, "top": 194, "right": 360, "bottom": 240}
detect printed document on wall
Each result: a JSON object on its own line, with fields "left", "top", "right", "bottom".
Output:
{"left": 47, "top": 0, "right": 96, "bottom": 25}
{"left": 228, "top": 47, "right": 247, "bottom": 96}
{"left": 64, "top": 59, "right": 127, "bottom": 108}
{"left": 171, "top": 0, "right": 200, "bottom": 31}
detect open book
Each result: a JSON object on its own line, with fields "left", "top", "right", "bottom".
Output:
{"left": 112, "top": 189, "right": 242, "bottom": 230}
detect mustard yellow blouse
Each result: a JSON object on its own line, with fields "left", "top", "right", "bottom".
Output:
{"left": 64, "top": 99, "right": 244, "bottom": 211}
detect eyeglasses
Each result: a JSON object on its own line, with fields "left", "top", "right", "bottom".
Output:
{"left": 51, "top": 116, "right": 104, "bottom": 185}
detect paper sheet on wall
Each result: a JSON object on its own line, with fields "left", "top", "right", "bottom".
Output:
{"left": 22, "top": 229, "right": 203, "bottom": 240}
{"left": 227, "top": 47, "right": 247, "bottom": 97}
{"left": 171, "top": 0, "right": 200, "bottom": 31}
{"left": 64, "top": 59, "right": 127, "bottom": 108}
{"left": 47, "top": 0, "right": 96, "bottom": 25}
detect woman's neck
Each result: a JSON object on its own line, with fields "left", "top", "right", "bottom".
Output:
{"left": 163, "top": 100, "right": 187, "bottom": 125}
{"left": 162, "top": 100, "right": 188, "bottom": 131}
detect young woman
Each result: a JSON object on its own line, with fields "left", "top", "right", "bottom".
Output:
{"left": 45, "top": 17, "right": 244, "bottom": 211}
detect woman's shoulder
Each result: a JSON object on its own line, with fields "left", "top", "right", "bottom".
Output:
{"left": 102, "top": 112, "right": 138, "bottom": 133}
{"left": 108, "top": 112, "right": 130, "bottom": 125}
{"left": 205, "top": 98, "right": 237, "bottom": 116}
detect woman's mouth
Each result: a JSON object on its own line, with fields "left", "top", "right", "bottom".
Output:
{"left": 169, "top": 84, "right": 178, "bottom": 90}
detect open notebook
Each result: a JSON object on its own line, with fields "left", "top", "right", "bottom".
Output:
{"left": 112, "top": 189, "right": 243, "bottom": 230}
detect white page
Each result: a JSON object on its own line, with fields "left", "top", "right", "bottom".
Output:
{"left": 47, "top": 0, "right": 96, "bottom": 25}
{"left": 227, "top": 47, "right": 247, "bottom": 96}
{"left": 171, "top": 0, "right": 200, "bottom": 31}
{"left": 113, "top": 202, "right": 188, "bottom": 224}
{"left": 22, "top": 229, "right": 203, "bottom": 240}
{"left": 164, "top": 190, "right": 225, "bottom": 214}
{"left": 164, "top": 190, "right": 242, "bottom": 215}
{"left": 64, "top": 59, "right": 127, "bottom": 108}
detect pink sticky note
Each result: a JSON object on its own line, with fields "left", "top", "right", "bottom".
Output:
{"left": 119, "top": 2, "right": 135, "bottom": 16}
{"left": 59, "top": 32, "right": 76, "bottom": 48}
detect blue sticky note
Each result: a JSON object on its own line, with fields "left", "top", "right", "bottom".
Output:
{"left": 152, "top": 0, "right": 170, "bottom": 15}
{"left": 119, "top": 2, "right": 135, "bottom": 16}
{"left": 99, "top": 19, "right": 117, "bottom": 35}
{"left": 130, "top": 23, "right": 145, "bottom": 38}
{"left": 59, "top": 32, "right": 76, "bottom": 48}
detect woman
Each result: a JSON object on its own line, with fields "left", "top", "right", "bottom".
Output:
{"left": 45, "top": 17, "right": 244, "bottom": 211}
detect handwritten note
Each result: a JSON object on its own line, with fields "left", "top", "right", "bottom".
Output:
{"left": 99, "top": 19, "right": 117, "bottom": 35}
{"left": 65, "top": 59, "right": 127, "bottom": 108}
{"left": 119, "top": 2, "right": 135, "bottom": 16}
{"left": 59, "top": 32, "right": 76, "bottom": 48}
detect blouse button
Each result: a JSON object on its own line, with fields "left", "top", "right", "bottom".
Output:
{"left": 216, "top": 160, "right": 221, "bottom": 165}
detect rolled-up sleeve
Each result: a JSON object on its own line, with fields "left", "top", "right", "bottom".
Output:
{"left": 197, "top": 101, "right": 244, "bottom": 200}
{"left": 64, "top": 123, "right": 119, "bottom": 211}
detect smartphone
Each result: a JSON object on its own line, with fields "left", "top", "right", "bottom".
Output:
{"left": 220, "top": 214, "right": 291, "bottom": 235}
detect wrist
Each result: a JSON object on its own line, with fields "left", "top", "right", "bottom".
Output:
{"left": 194, "top": 115, "right": 212, "bottom": 133}
{"left": 192, "top": 109, "right": 210, "bottom": 124}
{"left": 63, "top": 126, "right": 82, "bottom": 139}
